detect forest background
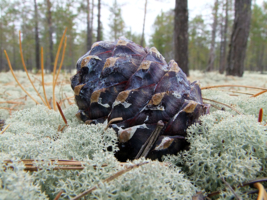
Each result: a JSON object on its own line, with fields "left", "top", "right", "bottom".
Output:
{"left": 0, "top": 0, "right": 266, "bottom": 76}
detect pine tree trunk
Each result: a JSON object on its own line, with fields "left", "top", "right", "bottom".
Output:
{"left": 140, "top": 0, "right": 147, "bottom": 47}
{"left": 87, "top": 0, "right": 92, "bottom": 50}
{"left": 97, "top": 0, "right": 102, "bottom": 41}
{"left": 174, "top": 0, "right": 189, "bottom": 76}
{"left": 206, "top": 0, "right": 219, "bottom": 72}
{"left": 226, "top": 0, "right": 251, "bottom": 77}
{"left": 0, "top": 21, "right": 3, "bottom": 71}
{"left": 34, "top": 0, "right": 40, "bottom": 71}
{"left": 46, "top": 0, "right": 54, "bottom": 72}
{"left": 219, "top": 0, "right": 228, "bottom": 74}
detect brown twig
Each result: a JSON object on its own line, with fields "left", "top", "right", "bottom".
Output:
{"left": 54, "top": 190, "right": 63, "bottom": 200}
{"left": 202, "top": 98, "right": 242, "bottom": 115}
{"left": 135, "top": 120, "right": 164, "bottom": 159}
{"left": 19, "top": 31, "right": 47, "bottom": 106}
{"left": 52, "top": 28, "right": 67, "bottom": 111}
{"left": 4, "top": 50, "right": 40, "bottom": 105}
{"left": 41, "top": 47, "right": 51, "bottom": 109}
{"left": 71, "top": 162, "right": 149, "bottom": 200}
{"left": 221, "top": 178, "right": 242, "bottom": 200}
{"left": 56, "top": 102, "right": 68, "bottom": 125}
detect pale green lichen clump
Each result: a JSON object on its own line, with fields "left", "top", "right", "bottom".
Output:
{"left": 0, "top": 105, "right": 196, "bottom": 199}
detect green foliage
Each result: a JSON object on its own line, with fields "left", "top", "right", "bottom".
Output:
{"left": 149, "top": 10, "right": 174, "bottom": 61}
{"left": 109, "top": 0, "right": 125, "bottom": 40}
{"left": 188, "top": 15, "right": 210, "bottom": 70}
{"left": 125, "top": 29, "right": 146, "bottom": 47}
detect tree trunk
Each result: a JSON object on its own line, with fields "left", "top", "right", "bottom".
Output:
{"left": 206, "top": 0, "right": 219, "bottom": 72}
{"left": 174, "top": 0, "right": 189, "bottom": 76}
{"left": 46, "top": 0, "right": 54, "bottom": 72}
{"left": 34, "top": 0, "right": 40, "bottom": 71}
{"left": 219, "top": 0, "right": 228, "bottom": 74}
{"left": 87, "top": 0, "right": 92, "bottom": 50}
{"left": 226, "top": 0, "right": 251, "bottom": 77}
{"left": 12, "top": 23, "right": 16, "bottom": 69}
{"left": 97, "top": 0, "right": 102, "bottom": 41}
{"left": 140, "top": 0, "right": 147, "bottom": 47}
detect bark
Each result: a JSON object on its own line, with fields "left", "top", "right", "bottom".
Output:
{"left": 12, "top": 23, "right": 16, "bottom": 69}
{"left": 0, "top": 21, "right": 3, "bottom": 71}
{"left": 140, "top": 0, "right": 147, "bottom": 47}
{"left": 226, "top": 0, "right": 252, "bottom": 77}
{"left": 87, "top": 0, "right": 92, "bottom": 50}
{"left": 206, "top": 0, "right": 219, "bottom": 72}
{"left": 219, "top": 0, "right": 228, "bottom": 74}
{"left": 97, "top": 0, "right": 102, "bottom": 41}
{"left": 174, "top": 0, "right": 189, "bottom": 76}
{"left": 46, "top": 0, "right": 54, "bottom": 72}
{"left": 34, "top": 0, "right": 40, "bottom": 71}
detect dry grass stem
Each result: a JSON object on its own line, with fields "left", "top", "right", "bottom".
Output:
{"left": 41, "top": 47, "right": 51, "bottom": 109}
{"left": 56, "top": 102, "right": 68, "bottom": 125}
{"left": 253, "top": 183, "right": 267, "bottom": 200}
{"left": 251, "top": 90, "right": 267, "bottom": 98}
{"left": 71, "top": 162, "right": 149, "bottom": 200}
{"left": 0, "top": 101, "right": 24, "bottom": 105}
{"left": 52, "top": 28, "right": 67, "bottom": 111}
{"left": 4, "top": 50, "right": 40, "bottom": 105}
{"left": 19, "top": 31, "right": 47, "bottom": 106}
{"left": 0, "top": 124, "right": 10, "bottom": 134}
{"left": 202, "top": 97, "right": 242, "bottom": 115}
{"left": 54, "top": 190, "right": 63, "bottom": 200}
{"left": 55, "top": 36, "right": 67, "bottom": 86}
{"left": 201, "top": 85, "right": 267, "bottom": 90}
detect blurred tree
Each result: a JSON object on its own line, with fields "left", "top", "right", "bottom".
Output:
{"left": 227, "top": 0, "right": 252, "bottom": 77}
{"left": 109, "top": 0, "right": 125, "bottom": 40}
{"left": 174, "top": 0, "right": 189, "bottom": 76}
{"left": 97, "top": 0, "right": 103, "bottom": 41}
{"left": 188, "top": 15, "right": 209, "bottom": 70}
{"left": 219, "top": 0, "right": 229, "bottom": 74}
{"left": 46, "top": 0, "right": 54, "bottom": 72}
{"left": 34, "top": 0, "right": 40, "bottom": 71}
{"left": 125, "top": 29, "right": 146, "bottom": 47}
{"left": 206, "top": 0, "right": 219, "bottom": 72}
{"left": 246, "top": 2, "right": 267, "bottom": 73}
{"left": 140, "top": 0, "right": 147, "bottom": 47}
{"left": 150, "top": 10, "right": 173, "bottom": 61}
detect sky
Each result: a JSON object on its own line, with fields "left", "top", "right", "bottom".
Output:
{"left": 100, "top": 0, "right": 265, "bottom": 43}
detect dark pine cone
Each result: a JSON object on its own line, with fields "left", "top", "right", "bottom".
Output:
{"left": 71, "top": 37, "right": 209, "bottom": 161}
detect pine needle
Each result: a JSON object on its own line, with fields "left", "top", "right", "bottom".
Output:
{"left": 0, "top": 124, "right": 10, "bottom": 134}
{"left": 54, "top": 190, "right": 63, "bottom": 200}
{"left": 52, "top": 28, "right": 67, "bottom": 111}
{"left": 4, "top": 50, "right": 40, "bottom": 105}
{"left": 201, "top": 85, "right": 267, "bottom": 90}
{"left": 56, "top": 102, "right": 68, "bottom": 125}
{"left": 71, "top": 162, "right": 149, "bottom": 200}
{"left": 251, "top": 90, "right": 267, "bottom": 98}
{"left": 41, "top": 47, "right": 51, "bottom": 109}
{"left": 19, "top": 31, "right": 47, "bottom": 106}
{"left": 202, "top": 97, "right": 242, "bottom": 115}
{"left": 55, "top": 36, "right": 67, "bottom": 87}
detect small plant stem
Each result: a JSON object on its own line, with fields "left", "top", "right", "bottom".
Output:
{"left": 19, "top": 31, "right": 47, "bottom": 106}
{"left": 55, "top": 36, "right": 67, "bottom": 86}
{"left": 251, "top": 90, "right": 267, "bottom": 98}
{"left": 54, "top": 190, "right": 63, "bottom": 200}
{"left": 52, "top": 28, "right": 67, "bottom": 111}
{"left": 56, "top": 102, "right": 68, "bottom": 125}
{"left": 4, "top": 50, "right": 40, "bottom": 105}
{"left": 41, "top": 47, "right": 51, "bottom": 109}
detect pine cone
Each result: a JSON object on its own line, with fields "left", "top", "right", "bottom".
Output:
{"left": 71, "top": 37, "right": 209, "bottom": 161}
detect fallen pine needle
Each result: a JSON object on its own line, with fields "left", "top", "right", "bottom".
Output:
{"left": 71, "top": 162, "right": 149, "bottom": 200}
{"left": 203, "top": 97, "right": 242, "bottom": 115}
{"left": 0, "top": 124, "right": 10, "bottom": 134}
